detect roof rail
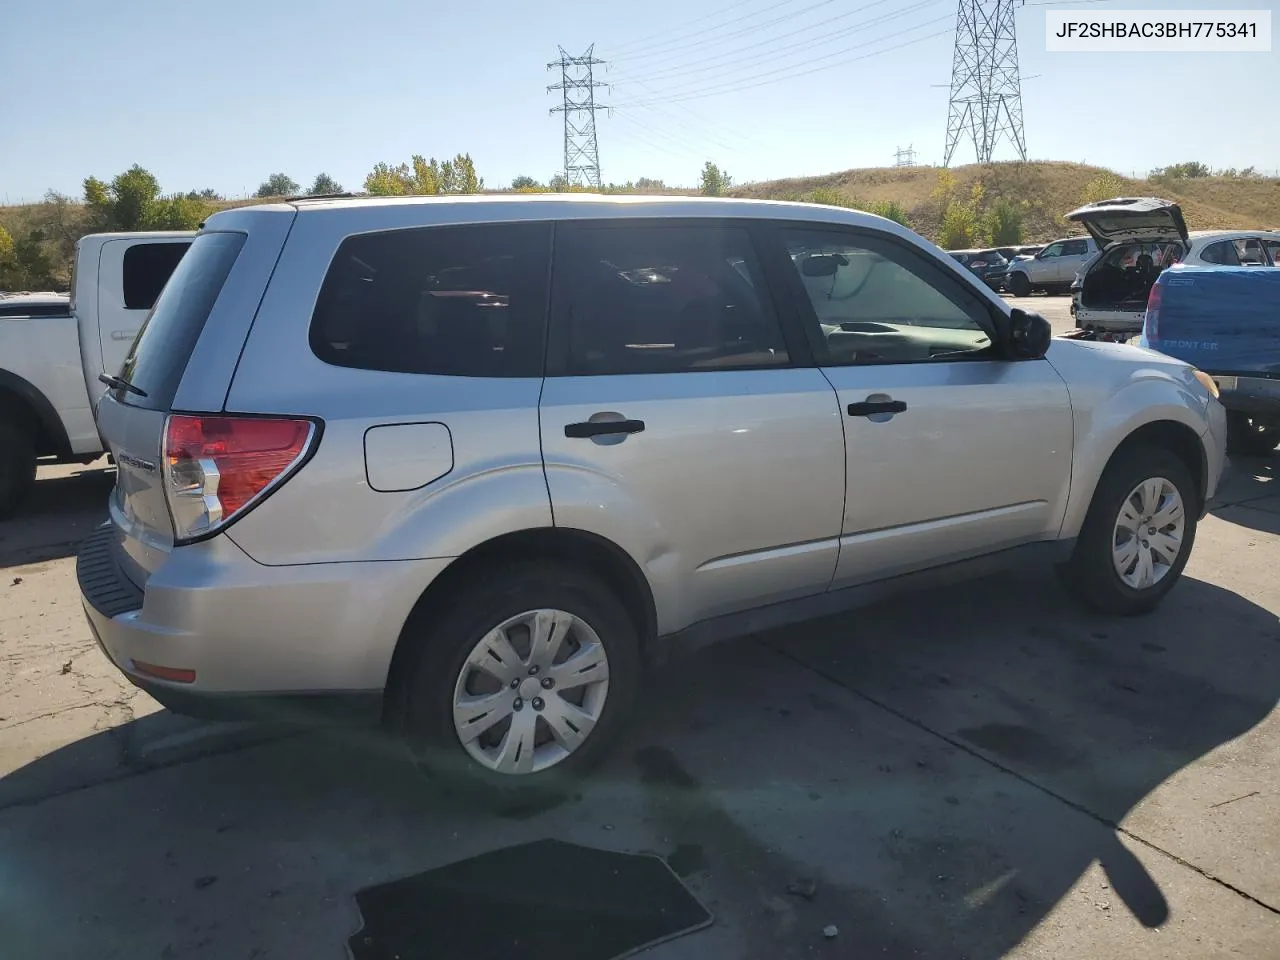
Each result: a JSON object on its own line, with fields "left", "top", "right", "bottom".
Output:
{"left": 284, "top": 192, "right": 363, "bottom": 203}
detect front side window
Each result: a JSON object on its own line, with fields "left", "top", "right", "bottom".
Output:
{"left": 310, "top": 222, "right": 552, "bottom": 378}
{"left": 1265, "top": 240, "right": 1280, "bottom": 266}
{"left": 552, "top": 223, "right": 789, "bottom": 376}
{"left": 781, "top": 229, "right": 994, "bottom": 366}
{"left": 1039, "top": 243, "right": 1064, "bottom": 259}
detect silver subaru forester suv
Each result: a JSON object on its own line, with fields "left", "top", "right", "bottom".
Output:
{"left": 79, "top": 195, "right": 1227, "bottom": 796}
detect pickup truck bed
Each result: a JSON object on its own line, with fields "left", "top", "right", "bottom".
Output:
{"left": 1140, "top": 265, "right": 1280, "bottom": 456}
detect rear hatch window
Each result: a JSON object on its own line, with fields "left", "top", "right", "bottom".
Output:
{"left": 112, "top": 231, "right": 247, "bottom": 410}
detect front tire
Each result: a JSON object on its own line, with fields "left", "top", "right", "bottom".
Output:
{"left": 397, "top": 561, "right": 641, "bottom": 799}
{"left": 1226, "top": 412, "right": 1279, "bottom": 458}
{"left": 1059, "top": 445, "right": 1197, "bottom": 617}
{"left": 0, "top": 421, "right": 37, "bottom": 521}
{"left": 1008, "top": 272, "right": 1031, "bottom": 297}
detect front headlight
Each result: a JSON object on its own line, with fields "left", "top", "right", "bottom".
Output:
{"left": 1191, "top": 369, "right": 1220, "bottom": 400}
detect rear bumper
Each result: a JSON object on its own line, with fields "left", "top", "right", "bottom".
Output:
{"left": 76, "top": 523, "right": 452, "bottom": 719}
{"left": 1211, "top": 376, "right": 1280, "bottom": 419}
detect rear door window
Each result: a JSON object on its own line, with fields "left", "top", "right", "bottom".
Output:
{"left": 309, "top": 222, "right": 552, "bottom": 378}
{"left": 1235, "top": 238, "right": 1267, "bottom": 265}
{"left": 549, "top": 222, "right": 789, "bottom": 375}
{"left": 115, "top": 231, "right": 246, "bottom": 409}
{"left": 122, "top": 242, "right": 191, "bottom": 310}
{"left": 1265, "top": 239, "right": 1280, "bottom": 266}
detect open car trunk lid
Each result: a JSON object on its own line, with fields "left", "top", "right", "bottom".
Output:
{"left": 1147, "top": 266, "right": 1280, "bottom": 376}
{"left": 1065, "top": 197, "right": 1189, "bottom": 249}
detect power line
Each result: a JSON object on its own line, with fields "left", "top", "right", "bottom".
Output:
{"left": 943, "top": 0, "right": 1027, "bottom": 166}
{"left": 615, "top": 0, "right": 944, "bottom": 89}
{"left": 608, "top": 0, "right": 790, "bottom": 56}
{"left": 548, "top": 46, "right": 608, "bottom": 188}
{"left": 611, "top": 0, "right": 842, "bottom": 64}
{"left": 610, "top": 21, "right": 954, "bottom": 107}
{"left": 617, "top": 0, "right": 907, "bottom": 75}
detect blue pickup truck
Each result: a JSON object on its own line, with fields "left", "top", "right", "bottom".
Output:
{"left": 1139, "top": 265, "right": 1280, "bottom": 456}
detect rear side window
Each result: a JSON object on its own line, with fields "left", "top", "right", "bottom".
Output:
{"left": 310, "top": 222, "right": 552, "bottom": 378}
{"left": 116, "top": 232, "right": 246, "bottom": 409}
{"left": 122, "top": 242, "right": 191, "bottom": 310}
{"left": 1200, "top": 240, "right": 1240, "bottom": 266}
{"left": 1062, "top": 239, "right": 1090, "bottom": 256}
{"left": 552, "top": 222, "right": 788, "bottom": 375}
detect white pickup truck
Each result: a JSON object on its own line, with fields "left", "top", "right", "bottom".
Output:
{"left": 0, "top": 231, "right": 193, "bottom": 517}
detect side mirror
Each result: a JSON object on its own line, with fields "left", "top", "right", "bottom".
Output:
{"left": 1008, "top": 308, "right": 1052, "bottom": 360}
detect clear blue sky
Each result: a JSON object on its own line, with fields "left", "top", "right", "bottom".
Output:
{"left": 0, "top": 0, "right": 1275, "bottom": 202}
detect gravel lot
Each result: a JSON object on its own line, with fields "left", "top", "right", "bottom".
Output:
{"left": 2, "top": 307, "right": 1277, "bottom": 959}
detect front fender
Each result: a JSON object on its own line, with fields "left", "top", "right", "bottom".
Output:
{"left": 1057, "top": 374, "right": 1210, "bottom": 539}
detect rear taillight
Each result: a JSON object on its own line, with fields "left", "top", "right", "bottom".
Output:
{"left": 163, "top": 414, "right": 316, "bottom": 542}
{"left": 1143, "top": 282, "right": 1163, "bottom": 344}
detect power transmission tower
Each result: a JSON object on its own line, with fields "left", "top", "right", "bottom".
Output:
{"left": 548, "top": 46, "right": 608, "bottom": 189}
{"left": 894, "top": 145, "right": 918, "bottom": 167}
{"left": 943, "top": 0, "right": 1027, "bottom": 167}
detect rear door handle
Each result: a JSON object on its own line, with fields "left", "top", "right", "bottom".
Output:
{"left": 565, "top": 419, "right": 646, "bottom": 439}
{"left": 847, "top": 400, "right": 907, "bottom": 417}
{"left": 111, "top": 329, "right": 138, "bottom": 341}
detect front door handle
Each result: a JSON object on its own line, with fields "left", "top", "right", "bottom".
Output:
{"left": 847, "top": 399, "right": 907, "bottom": 417}
{"left": 565, "top": 419, "right": 646, "bottom": 439}
{"left": 111, "top": 329, "right": 138, "bottom": 341}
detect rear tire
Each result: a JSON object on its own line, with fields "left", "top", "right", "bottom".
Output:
{"left": 396, "top": 560, "right": 641, "bottom": 803}
{"left": 1008, "top": 272, "right": 1031, "bottom": 297}
{"left": 0, "top": 420, "right": 37, "bottom": 521}
{"left": 1226, "top": 412, "right": 1279, "bottom": 458}
{"left": 1058, "top": 445, "right": 1197, "bottom": 617}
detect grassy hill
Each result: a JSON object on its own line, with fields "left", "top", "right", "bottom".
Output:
{"left": 4, "top": 161, "right": 1277, "bottom": 290}
{"left": 734, "top": 161, "right": 1280, "bottom": 244}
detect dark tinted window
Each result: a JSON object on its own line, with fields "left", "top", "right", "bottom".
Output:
{"left": 1062, "top": 239, "right": 1090, "bottom": 256}
{"left": 122, "top": 242, "right": 191, "bottom": 310}
{"left": 0, "top": 301, "right": 70, "bottom": 318}
{"left": 310, "top": 222, "right": 551, "bottom": 378}
{"left": 553, "top": 223, "right": 788, "bottom": 375}
{"left": 116, "top": 232, "right": 246, "bottom": 408}
{"left": 1200, "top": 240, "right": 1240, "bottom": 265}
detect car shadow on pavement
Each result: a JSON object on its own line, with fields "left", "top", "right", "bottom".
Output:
{"left": 0, "top": 465, "right": 113, "bottom": 568}
{"left": 0, "top": 571, "right": 1276, "bottom": 959}
{"left": 1211, "top": 457, "right": 1279, "bottom": 536}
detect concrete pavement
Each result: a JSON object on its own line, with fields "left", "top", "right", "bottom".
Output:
{"left": 1, "top": 441, "right": 1277, "bottom": 959}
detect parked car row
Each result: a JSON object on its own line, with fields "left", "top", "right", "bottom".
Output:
{"left": 1066, "top": 198, "right": 1280, "bottom": 341}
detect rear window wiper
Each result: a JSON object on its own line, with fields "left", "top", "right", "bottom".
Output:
{"left": 98, "top": 373, "right": 148, "bottom": 398}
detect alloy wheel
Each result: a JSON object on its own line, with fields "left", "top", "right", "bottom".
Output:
{"left": 1112, "top": 476, "right": 1185, "bottom": 590}
{"left": 451, "top": 609, "right": 610, "bottom": 776}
